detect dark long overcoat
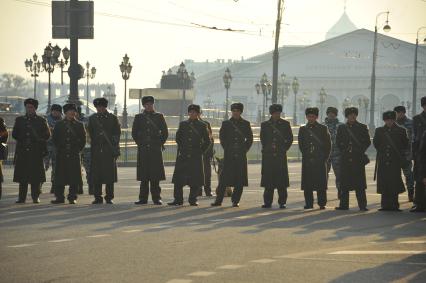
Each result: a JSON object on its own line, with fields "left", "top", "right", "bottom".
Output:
{"left": 12, "top": 114, "right": 50, "bottom": 183}
{"left": 373, "top": 124, "right": 408, "bottom": 195}
{"left": 260, "top": 118, "right": 293, "bottom": 188}
{"left": 52, "top": 119, "right": 86, "bottom": 186}
{"left": 336, "top": 122, "right": 371, "bottom": 191}
{"left": 132, "top": 111, "right": 168, "bottom": 182}
{"left": 220, "top": 117, "right": 253, "bottom": 187}
{"left": 172, "top": 119, "right": 211, "bottom": 187}
{"left": 298, "top": 122, "right": 331, "bottom": 191}
{"left": 88, "top": 112, "right": 121, "bottom": 184}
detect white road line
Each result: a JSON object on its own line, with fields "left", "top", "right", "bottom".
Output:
{"left": 209, "top": 219, "right": 226, "bottom": 222}
{"left": 48, "top": 238, "right": 74, "bottom": 243}
{"left": 86, "top": 234, "right": 111, "bottom": 238}
{"left": 122, "top": 229, "right": 142, "bottom": 233}
{"left": 217, "top": 265, "right": 245, "bottom": 270}
{"left": 250, "top": 259, "right": 277, "bottom": 264}
{"left": 186, "top": 222, "right": 201, "bottom": 226}
{"left": 166, "top": 279, "right": 192, "bottom": 283}
{"left": 235, "top": 215, "right": 252, "bottom": 219}
{"left": 187, "top": 271, "right": 216, "bottom": 277}
{"left": 328, "top": 250, "right": 426, "bottom": 255}
{"left": 7, "top": 243, "right": 37, "bottom": 248}
{"left": 150, "top": 225, "right": 173, "bottom": 229}
{"left": 399, "top": 241, "right": 426, "bottom": 244}
{"left": 257, "top": 212, "right": 274, "bottom": 216}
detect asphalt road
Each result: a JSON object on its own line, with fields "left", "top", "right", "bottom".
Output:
{"left": 0, "top": 162, "right": 425, "bottom": 283}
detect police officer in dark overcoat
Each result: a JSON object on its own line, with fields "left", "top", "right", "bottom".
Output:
{"left": 132, "top": 96, "right": 168, "bottom": 205}
{"left": 51, "top": 104, "right": 86, "bottom": 204}
{"left": 168, "top": 104, "right": 211, "bottom": 206}
{"left": 211, "top": 103, "right": 253, "bottom": 207}
{"left": 298, "top": 107, "right": 331, "bottom": 209}
{"left": 335, "top": 107, "right": 371, "bottom": 211}
{"left": 13, "top": 98, "right": 50, "bottom": 203}
{"left": 88, "top": 98, "right": 121, "bottom": 204}
{"left": 411, "top": 96, "right": 426, "bottom": 212}
{"left": 260, "top": 104, "right": 293, "bottom": 209}
{"left": 373, "top": 111, "right": 409, "bottom": 211}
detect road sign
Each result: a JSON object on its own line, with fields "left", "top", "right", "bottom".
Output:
{"left": 52, "top": 1, "right": 94, "bottom": 39}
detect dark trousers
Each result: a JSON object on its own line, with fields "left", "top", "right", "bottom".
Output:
{"left": 263, "top": 187, "right": 288, "bottom": 206}
{"left": 215, "top": 185, "right": 243, "bottom": 204}
{"left": 139, "top": 180, "right": 161, "bottom": 202}
{"left": 173, "top": 184, "right": 199, "bottom": 204}
{"left": 94, "top": 183, "right": 114, "bottom": 201}
{"left": 304, "top": 190, "right": 327, "bottom": 207}
{"left": 18, "top": 182, "right": 41, "bottom": 201}
{"left": 414, "top": 182, "right": 426, "bottom": 209}
{"left": 381, "top": 192, "right": 399, "bottom": 209}
{"left": 55, "top": 185, "right": 78, "bottom": 201}
{"left": 339, "top": 189, "right": 367, "bottom": 209}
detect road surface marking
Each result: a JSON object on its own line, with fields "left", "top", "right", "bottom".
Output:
{"left": 186, "top": 222, "right": 201, "bottom": 226}
{"left": 257, "top": 212, "right": 274, "bottom": 216}
{"left": 7, "top": 243, "right": 36, "bottom": 248}
{"left": 209, "top": 219, "right": 226, "bottom": 222}
{"left": 235, "top": 215, "right": 252, "bottom": 219}
{"left": 250, "top": 259, "right": 277, "bottom": 264}
{"left": 400, "top": 241, "right": 426, "bottom": 244}
{"left": 86, "top": 234, "right": 110, "bottom": 238}
{"left": 187, "top": 271, "right": 216, "bottom": 277}
{"left": 166, "top": 280, "right": 192, "bottom": 283}
{"left": 150, "top": 225, "right": 173, "bottom": 229}
{"left": 122, "top": 229, "right": 142, "bottom": 233}
{"left": 48, "top": 239, "right": 74, "bottom": 243}
{"left": 217, "top": 265, "right": 245, "bottom": 270}
{"left": 329, "top": 250, "right": 426, "bottom": 255}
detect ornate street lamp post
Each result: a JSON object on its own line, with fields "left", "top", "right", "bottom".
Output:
{"left": 255, "top": 73, "right": 271, "bottom": 122}
{"left": 370, "top": 11, "right": 391, "bottom": 133}
{"left": 223, "top": 68, "right": 232, "bottom": 120}
{"left": 25, "top": 53, "right": 42, "bottom": 99}
{"left": 42, "top": 43, "right": 62, "bottom": 113}
{"left": 84, "top": 61, "right": 96, "bottom": 115}
{"left": 177, "top": 62, "right": 189, "bottom": 122}
{"left": 412, "top": 27, "right": 426, "bottom": 117}
{"left": 119, "top": 54, "right": 132, "bottom": 128}
{"left": 292, "top": 77, "right": 299, "bottom": 125}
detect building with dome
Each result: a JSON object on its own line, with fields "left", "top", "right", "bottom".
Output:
{"left": 188, "top": 11, "right": 426, "bottom": 126}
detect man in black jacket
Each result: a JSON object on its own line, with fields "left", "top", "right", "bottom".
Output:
{"left": 168, "top": 104, "right": 211, "bottom": 206}
{"left": 411, "top": 96, "right": 426, "bottom": 212}
{"left": 132, "top": 96, "right": 168, "bottom": 205}
{"left": 212, "top": 103, "right": 253, "bottom": 207}
{"left": 260, "top": 104, "right": 293, "bottom": 208}
{"left": 335, "top": 107, "right": 371, "bottom": 211}
{"left": 373, "top": 111, "right": 409, "bottom": 211}
{"left": 13, "top": 98, "right": 50, "bottom": 203}
{"left": 51, "top": 104, "right": 86, "bottom": 204}
{"left": 298, "top": 107, "right": 331, "bottom": 209}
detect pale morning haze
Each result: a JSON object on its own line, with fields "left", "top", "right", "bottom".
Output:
{"left": 0, "top": 0, "right": 425, "bottom": 106}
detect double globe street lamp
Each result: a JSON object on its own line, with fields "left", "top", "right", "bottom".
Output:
{"left": 292, "top": 77, "right": 299, "bottom": 125}
{"left": 25, "top": 53, "right": 42, "bottom": 99}
{"left": 255, "top": 73, "right": 272, "bottom": 122}
{"left": 177, "top": 62, "right": 195, "bottom": 122}
{"left": 119, "top": 54, "right": 132, "bottom": 129}
{"left": 84, "top": 61, "right": 96, "bottom": 115}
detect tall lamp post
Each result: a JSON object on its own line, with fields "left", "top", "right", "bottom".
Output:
{"left": 25, "top": 53, "right": 42, "bottom": 99}
{"left": 223, "top": 68, "right": 232, "bottom": 120}
{"left": 42, "top": 43, "right": 62, "bottom": 114}
{"left": 319, "top": 87, "right": 327, "bottom": 121}
{"left": 119, "top": 54, "right": 132, "bottom": 128}
{"left": 363, "top": 97, "right": 370, "bottom": 123}
{"left": 412, "top": 26, "right": 426, "bottom": 117}
{"left": 370, "top": 11, "right": 391, "bottom": 133}
{"left": 58, "top": 46, "right": 70, "bottom": 85}
{"left": 177, "top": 62, "right": 189, "bottom": 122}
{"left": 292, "top": 77, "right": 299, "bottom": 125}
{"left": 84, "top": 61, "right": 96, "bottom": 115}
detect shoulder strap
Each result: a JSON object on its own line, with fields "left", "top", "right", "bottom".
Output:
{"left": 269, "top": 121, "right": 286, "bottom": 141}
{"left": 383, "top": 130, "right": 405, "bottom": 161}
{"left": 306, "top": 127, "right": 323, "bottom": 148}
{"left": 345, "top": 124, "right": 363, "bottom": 148}
{"left": 230, "top": 120, "right": 246, "bottom": 140}
{"left": 93, "top": 115, "right": 115, "bottom": 149}
{"left": 142, "top": 113, "right": 161, "bottom": 133}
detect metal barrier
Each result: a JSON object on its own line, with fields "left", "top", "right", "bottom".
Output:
{"left": 4, "top": 127, "right": 377, "bottom": 166}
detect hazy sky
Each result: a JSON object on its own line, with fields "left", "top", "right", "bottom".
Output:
{"left": 1, "top": 0, "right": 425, "bottom": 105}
